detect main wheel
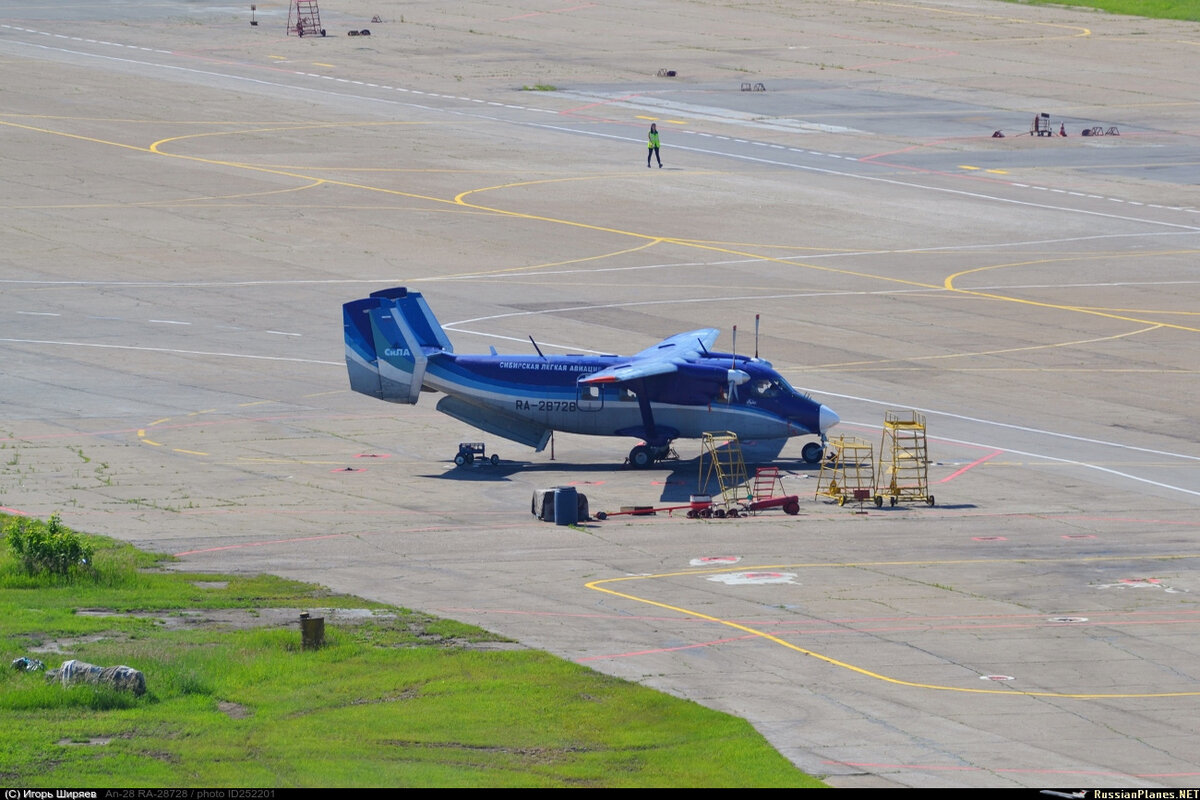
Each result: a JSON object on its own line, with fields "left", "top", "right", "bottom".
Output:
{"left": 629, "top": 445, "right": 654, "bottom": 468}
{"left": 783, "top": 500, "right": 800, "bottom": 515}
{"left": 489, "top": 454, "right": 499, "bottom": 466}
{"left": 454, "top": 453, "right": 467, "bottom": 466}
{"left": 801, "top": 441, "right": 824, "bottom": 464}
{"left": 926, "top": 495, "right": 936, "bottom": 507}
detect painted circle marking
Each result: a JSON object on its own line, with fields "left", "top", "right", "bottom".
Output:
{"left": 707, "top": 571, "right": 797, "bottom": 585}
{"left": 691, "top": 556, "right": 741, "bottom": 566}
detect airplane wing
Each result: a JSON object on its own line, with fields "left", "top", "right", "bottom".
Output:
{"left": 579, "top": 328, "right": 720, "bottom": 385}
{"left": 634, "top": 328, "right": 720, "bottom": 359}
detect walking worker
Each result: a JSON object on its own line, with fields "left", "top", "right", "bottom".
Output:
{"left": 647, "top": 123, "right": 662, "bottom": 168}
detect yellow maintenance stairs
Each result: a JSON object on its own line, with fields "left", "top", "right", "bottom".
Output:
{"left": 816, "top": 435, "right": 878, "bottom": 507}
{"left": 878, "top": 410, "right": 935, "bottom": 506}
{"left": 696, "top": 432, "right": 802, "bottom": 517}
{"left": 699, "top": 432, "right": 751, "bottom": 513}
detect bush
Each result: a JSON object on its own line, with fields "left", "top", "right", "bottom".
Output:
{"left": 4, "top": 513, "right": 95, "bottom": 578}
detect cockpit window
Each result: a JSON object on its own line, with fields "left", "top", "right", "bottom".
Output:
{"left": 751, "top": 378, "right": 784, "bottom": 398}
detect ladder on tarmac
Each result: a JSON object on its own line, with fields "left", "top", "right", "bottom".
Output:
{"left": 879, "top": 410, "right": 934, "bottom": 507}
{"left": 699, "top": 432, "right": 751, "bottom": 512}
{"left": 752, "top": 466, "right": 784, "bottom": 502}
{"left": 816, "top": 435, "right": 878, "bottom": 507}
{"left": 287, "top": 0, "right": 322, "bottom": 36}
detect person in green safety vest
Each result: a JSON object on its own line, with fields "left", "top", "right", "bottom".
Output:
{"left": 647, "top": 123, "right": 662, "bottom": 168}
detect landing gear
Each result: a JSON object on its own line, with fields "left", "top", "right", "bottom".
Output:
{"left": 627, "top": 443, "right": 672, "bottom": 468}
{"left": 629, "top": 445, "right": 654, "bottom": 468}
{"left": 801, "top": 441, "right": 825, "bottom": 464}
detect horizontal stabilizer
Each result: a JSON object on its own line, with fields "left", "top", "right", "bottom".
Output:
{"left": 437, "top": 395, "right": 552, "bottom": 451}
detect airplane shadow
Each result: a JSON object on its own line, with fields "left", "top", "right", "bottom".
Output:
{"left": 424, "top": 452, "right": 827, "bottom": 506}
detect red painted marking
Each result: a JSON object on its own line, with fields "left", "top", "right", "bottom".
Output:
{"left": 172, "top": 523, "right": 533, "bottom": 556}
{"left": 741, "top": 572, "right": 784, "bottom": 579}
{"left": 577, "top": 633, "right": 760, "bottom": 662}
{"left": 500, "top": 3, "right": 596, "bottom": 21}
{"left": 939, "top": 450, "right": 1002, "bottom": 483}
{"left": 1, "top": 506, "right": 29, "bottom": 515}
{"left": 696, "top": 556, "right": 739, "bottom": 564}
{"left": 821, "top": 761, "right": 1200, "bottom": 778}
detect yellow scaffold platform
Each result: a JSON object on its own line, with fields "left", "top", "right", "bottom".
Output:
{"left": 816, "top": 435, "right": 878, "bottom": 507}
{"left": 879, "top": 410, "right": 935, "bottom": 507}
{"left": 699, "top": 431, "right": 751, "bottom": 512}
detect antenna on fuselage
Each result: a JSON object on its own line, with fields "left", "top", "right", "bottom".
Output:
{"left": 754, "top": 314, "right": 760, "bottom": 359}
{"left": 529, "top": 335, "right": 545, "bottom": 358}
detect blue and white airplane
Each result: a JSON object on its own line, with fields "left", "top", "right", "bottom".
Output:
{"left": 343, "top": 287, "right": 839, "bottom": 467}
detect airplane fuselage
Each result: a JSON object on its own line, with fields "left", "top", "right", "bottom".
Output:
{"left": 343, "top": 287, "right": 839, "bottom": 464}
{"left": 426, "top": 352, "right": 822, "bottom": 442}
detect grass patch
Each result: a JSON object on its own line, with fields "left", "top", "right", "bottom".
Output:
{"left": 521, "top": 84, "right": 557, "bottom": 91}
{"left": 1, "top": 513, "right": 825, "bottom": 787}
{"left": 1003, "top": 0, "right": 1200, "bottom": 22}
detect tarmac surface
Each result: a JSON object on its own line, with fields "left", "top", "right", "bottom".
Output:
{"left": 2, "top": 0, "right": 1199, "bottom": 788}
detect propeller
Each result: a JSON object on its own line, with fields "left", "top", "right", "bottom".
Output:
{"left": 726, "top": 325, "right": 750, "bottom": 401}
{"left": 726, "top": 368, "right": 750, "bottom": 401}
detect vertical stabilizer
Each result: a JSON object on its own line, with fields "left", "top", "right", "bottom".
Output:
{"left": 343, "top": 287, "right": 450, "bottom": 404}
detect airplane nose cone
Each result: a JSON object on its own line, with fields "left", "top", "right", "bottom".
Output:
{"left": 818, "top": 404, "right": 839, "bottom": 433}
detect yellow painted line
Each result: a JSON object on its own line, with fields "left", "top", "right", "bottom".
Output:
{"left": 587, "top": 553, "right": 1200, "bottom": 698}
{"left": 140, "top": 437, "right": 162, "bottom": 447}
{"left": 666, "top": 119, "right": 686, "bottom": 125}
{"left": 268, "top": 55, "right": 287, "bottom": 60}
{"left": 187, "top": 409, "right": 216, "bottom": 417}
{"left": 945, "top": 255, "right": 1200, "bottom": 334}
{"left": 312, "top": 62, "right": 335, "bottom": 68}
{"left": 802, "top": 325, "right": 1162, "bottom": 370}
{"left": 238, "top": 400, "right": 275, "bottom": 407}
{"left": 985, "top": 168, "right": 1008, "bottom": 174}
{"left": 148, "top": 418, "right": 170, "bottom": 427}
{"left": 959, "top": 165, "right": 980, "bottom": 171}
{"left": 172, "top": 449, "right": 208, "bottom": 456}
{"left": 873, "top": 1, "right": 1091, "bottom": 41}
{"left": 11, "top": 117, "right": 1196, "bottom": 341}
{"left": 635, "top": 115, "right": 658, "bottom": 121}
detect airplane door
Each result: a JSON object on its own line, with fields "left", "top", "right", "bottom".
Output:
{"left": 577, "top": 382, "right": 604, "bottom": 412}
